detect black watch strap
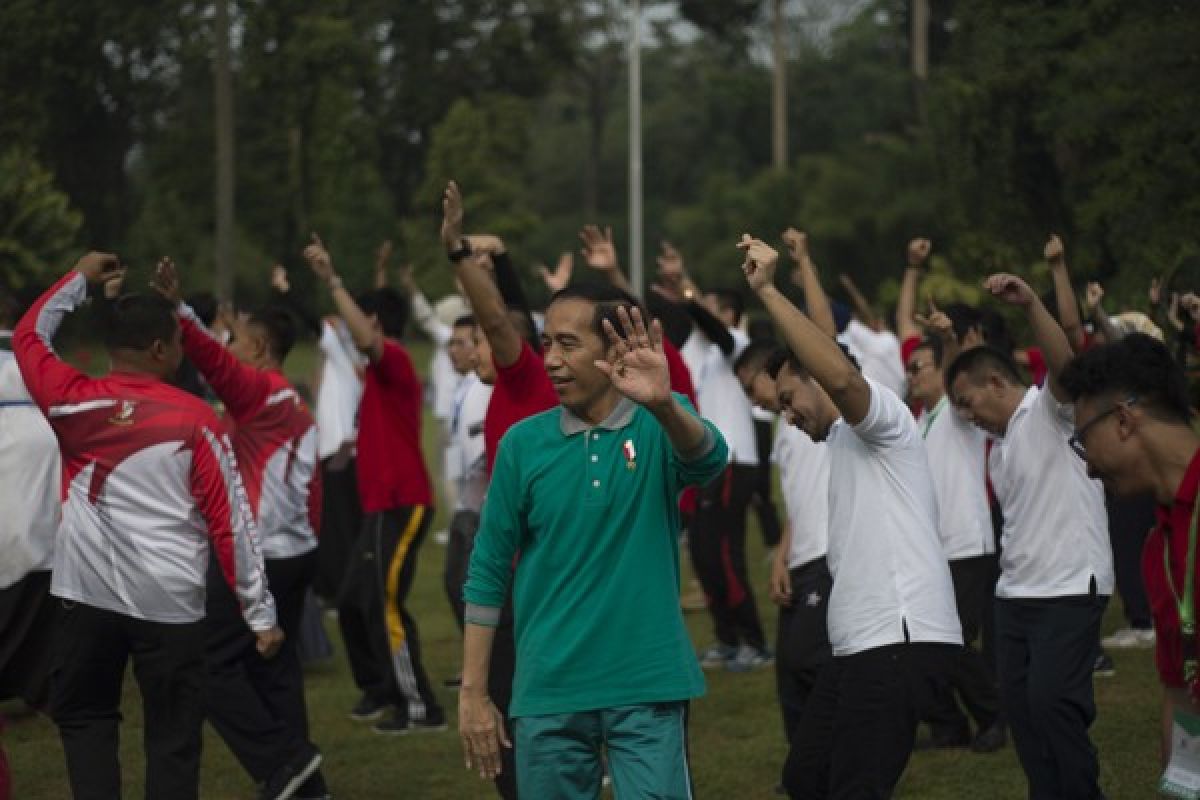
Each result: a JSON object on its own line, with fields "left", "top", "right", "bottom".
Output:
{"left": 447, "top": 239, "right": 472, "bottom": 263}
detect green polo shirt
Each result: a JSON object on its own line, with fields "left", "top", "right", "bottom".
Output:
{"left": 464, "top": 394, "right": 728, "bottom": 718}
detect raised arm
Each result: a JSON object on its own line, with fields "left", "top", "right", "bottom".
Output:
{"left": 14, "top": 253, "right": 125, "bottom": 410}
{"left": 537, "top": 252, "right": 574, "bottom": 295}
{"left": 1083, "top": 281, "right": 1122, "bottom": 343}
{"left": 896, "top": 238, "right": 931, "bottom": 342}
{"left": 741, "top": 235, "right": 872, "bottom": 424}
{"left": 441, "top": 182, "right": 524, "bottom": 368}
{"left": 270, "top": 265, "right": 322, "bottom": 339}
{"left": 474, "top": 239, "right": 538, "bottom": 344}
{"left": 152, "top": 258, "right": 270, "bottom": 421}
{"left": 984, "top": 272, "right": 1073, "bottom": 402}
{"left": 302, "top": 234, "right": 385, "bottom": 363}
{"left": 397, "top": 264, "right": 452, "bottom": 347}
{"left": 783, "top": 228, "right": 837, "bottom": 339}
{"left": 1045, "top": 234, "right": 1087, "bottom": 353}
{"left": 373, "top": 240, "right": 393, "bottom": 290}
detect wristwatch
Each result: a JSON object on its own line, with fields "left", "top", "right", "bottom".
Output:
{"left": 447, "top": 238, "right": 472, "bottom": 263}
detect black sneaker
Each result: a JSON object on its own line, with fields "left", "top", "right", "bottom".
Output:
{"left": 1093, "top": 652, "right": 1116, "bottom": 678}
{"left": 259, "top": 744, "right": 322, "bottom": 800}
{"left": 349, "top": 694, "right": 388, "bottom": 722}
{"left": 372, "top": 707, "right": 448, "bottom": 736}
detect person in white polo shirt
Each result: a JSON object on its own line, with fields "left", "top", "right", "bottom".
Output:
{"left": 945, "top": 272, "right": 1112, "bottom": 800}
{"left": 739, "top": 234, "right": 962, "bottom": 799}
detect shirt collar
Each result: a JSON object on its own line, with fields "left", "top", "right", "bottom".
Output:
{"left": 559, "top": 397, "right": 637, "bottom": 436}
{"left": 1157, "top": 446, "right": 1200, "bottom": 529}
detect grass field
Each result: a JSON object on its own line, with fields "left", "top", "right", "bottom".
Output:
{"left": 2, "top": 341, "right": 1166, "bottom": 798}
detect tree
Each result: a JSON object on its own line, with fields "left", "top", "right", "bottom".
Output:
{"left": 0, "top": 149, "right": 83, "bottom": 293}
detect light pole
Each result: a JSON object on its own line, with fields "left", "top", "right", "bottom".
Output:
{"left": 628, "top": 0, "right": 643, "bottom": 296}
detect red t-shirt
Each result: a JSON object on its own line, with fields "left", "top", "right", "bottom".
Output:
{"left": 356, "top": 340, "right": 433, "bottom": 512}
{"left": 1146, "top": 446, "right": 1200, "bottom": 690}
{"left": 664, "top": 339, "right": 697, "bottom": 409}
{"left": 483, "top": 341, "right": 558, "bottom": 473}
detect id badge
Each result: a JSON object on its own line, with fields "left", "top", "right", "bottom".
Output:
{"left": 1161, "top": 709, "right": 1200, "bottom": 799}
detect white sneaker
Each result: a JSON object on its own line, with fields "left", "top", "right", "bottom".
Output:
{"left": 1101, "top": 627, "right": 1156, "bottom": 649}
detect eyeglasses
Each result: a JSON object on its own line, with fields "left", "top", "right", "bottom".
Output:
{"left": 905, "top": 360, "right": 929, "bottom": 377}
{"left": 1068, "top": 395, "right": 1136, "bottom": 459}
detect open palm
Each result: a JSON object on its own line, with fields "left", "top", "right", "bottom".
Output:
{"left": 595, "top": 306, "right": 670, "bottom": 408}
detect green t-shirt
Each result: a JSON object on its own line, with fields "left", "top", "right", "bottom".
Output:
{"left": 464, "top": 394, "right": 728, "bottom": 718}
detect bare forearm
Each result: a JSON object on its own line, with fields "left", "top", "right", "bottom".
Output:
{"left": 1092, "top": 304, "right": 1121, "bottom": 343}
{"left": 456, "top": 259, "right": 521, "bottom": 366}
{"left": 1050, "top": 264, "right": 1086, "bottom": 352}
{"left": 1025, "top": 297, "right": 1074, "bottom": 398}
{"left": 758, "top": 285, "right": 869, "bottom": 422}
{"left": 799, "top": 257, "right": 836, "bottom": 338}
{"left": 650, "top": 395, "right": 708, "bottom": 457}
{"left": 328, "top": 283, "right": 382, "bottom": 359}
{"left": 842, "top": 278, "right": 878, "bottom": 328}
{"left": 462, "top": 622, "right": 498, "bottom": 698}
{"left": 896, "top": 267, "right": 921, "bottom": 341}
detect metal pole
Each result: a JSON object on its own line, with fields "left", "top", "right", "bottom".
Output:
{"left": 214, "top": 0, "right": 235, "bottom": 302}
{"left": 628, "top": 0, "right": 643, "bottom": 296}
{"left": 771, "top": 0, "right": 787, "bottom": 170}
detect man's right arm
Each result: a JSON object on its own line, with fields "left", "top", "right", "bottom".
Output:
{"left": 177, "top": 305, "right": 270, "bottom": 421}
{"left": 13, "top": 271, "right": 94, "bottom": 411}
{"left": 896, "top": 238, "right": 932, "bottom": 342}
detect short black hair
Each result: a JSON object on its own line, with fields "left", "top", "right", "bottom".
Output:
{"left": 734, "top": 339, "right": 777, "bottom": 376}
{"left": 356, "top": 288, "right": 409, "bottom": 339}
{"left": 707, "top": 288, "right": 745, "bottom": 325}
{"left": 249, "top": 306, "right": 298, "bottom": 362}
{"left": 549, "top": 283, "right": 638, "bottom": 340}
{"left": 977, "top": 308, "right": 1015, "bottom": 356}
{"left": 1060, "top": 333, "right": 1191, "bottom": 423}
{"left": 944, "top": 345, "right": 1025, "bottom": 393}
{"left": 453, "top": 314, "right": 476, "bottom": 329}
{"left": 765, "top": 341, "right": 860, "bottom": 381}
{"left": 748, "top": 317, "right": 774, "bottom": 342}
{"left": 104, "top": 293, "right": 179, "bottom": 352}
{"left": 909, "top": 335, "right": 945, "bottom": 368}
{"left": 942, "top": 303, "right": 981, "bottom": 344}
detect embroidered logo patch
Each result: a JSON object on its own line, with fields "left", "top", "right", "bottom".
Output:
{"left": 623, "top": 439, "right": 637, "bottom": 471}
{"left": 108, "top": 400, "right": 136, "bottom": 426}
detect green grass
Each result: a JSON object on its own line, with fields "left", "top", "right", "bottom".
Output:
{"left": 2, "top": 340, "right": 1164, "bottom": 798}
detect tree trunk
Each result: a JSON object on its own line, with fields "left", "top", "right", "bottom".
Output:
{"left": 214, "top": 0, "right": 235, "bottom": 301}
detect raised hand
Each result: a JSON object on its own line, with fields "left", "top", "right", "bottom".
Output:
{"left": 738, "top": 234, "right": 779, "bottom": 292}
{"left": 1044, "top": 234, "right": 1065, "bottom": 266}
{"left": 466, "top": 234, "right": 505, "bottom": 256}
{"left": 441, "top": 181, "right": 465, "bottom": 250}
{"left": 1150, "top": 276, "right": 1164, "bottom": 307}
{"left": 396, "top": 263, "right": 417, "bottom": 294}
{"left": 907, "top": 237, "right": 932, "bottom": 268}
{"left": 270, "top": 264, "right": 291, "bottom": 294}
{"left": 595, "top": 305, "right": 670, "bottom": 409}
{"left": 1084, "top": 282, "right": 1104, "bottom": 313}
{"left": 580, "top": 225, "right": 619, "bottom": 272}
{"left": 656, "top": 240, "right": 684, "bottom": 283}
{"left": 983, "top": 273, "right": 1037, "bottom": 307}
{"left": 1183, "top": 293, "right": 1200, "bottom": 322}
{"left": 150, "top": 257, "right": 182, "bottom": 305}
{"left": 102, "top": 265, "right": 128, "bottom": 299}
{"left": 75, "top": 252, "right": 124, "bottom": 286}
{"left": 302, "top": 233, "right": 335, "bottom": 282}
{"left": 914, "top": 296, "right": 953, "bottom": 340}
{"left": 781, "top": 228, "right": 809, "bottom": 263}
{"left": 537, "top": 252, "right": 573, "bottom": 293}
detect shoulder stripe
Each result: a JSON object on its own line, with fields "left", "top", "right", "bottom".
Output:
{"left": 48, "top": 399, "right": 118, "bottom": 417}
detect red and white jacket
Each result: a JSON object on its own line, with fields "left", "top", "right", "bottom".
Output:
{"left": 178, "top": 304, "right": 321, "bottom": 560}
{"left": 13, "top": 271, "right": 275, "bottom": 630}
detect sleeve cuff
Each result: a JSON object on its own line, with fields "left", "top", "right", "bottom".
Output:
{"left": 464, "top": 603, "right": 502, "bottom": 627}
{"left": 676, "top": 425, "right": 717, "bottom": 464}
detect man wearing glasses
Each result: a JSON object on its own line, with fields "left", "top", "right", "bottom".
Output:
{"left": 1057, "top": 333, "right": 1200, "bottom": 774}
{"left": 945, "top": 272, "right": 1112, "bottom": 800}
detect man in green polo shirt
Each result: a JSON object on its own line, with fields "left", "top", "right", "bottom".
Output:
{"left": 459, "top": 283, "right": 728, "bottom": 799}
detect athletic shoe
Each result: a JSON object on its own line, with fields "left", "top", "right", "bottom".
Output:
{"left": 372, "top": 707, "right": 449, "bottom": 735}
{"left": 1093, "top": 652, "right": 1116, "bottom": 678}
{"left": 1101, "top": 627, "right": 1156, "bottom": 650}
{"left": 725, "top": 645, "right": 774, "bottom": 673}
{"left": 348, "top": 695, "right": 388, "bottom": 722}
{"left": 970, "top": 720, "right": 1008, "bottom": 754}
{"left": 698, "top": 643, "right": 737, "bottom": 669}
{"left": 259, "top": 744, "right": 322, "bottom": 800}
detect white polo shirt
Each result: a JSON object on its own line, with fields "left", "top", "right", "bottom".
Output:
{"left": 843, "top": 319, "right": 906, "bottom": 400}
{"left": 315, "top": 319, "right": 364, "bottom": 460}
{"left": 920, "top": 396, "right": 995, "bottom": 560}
{"left": 989, "top": 386, "right": 1113, "bottom": 599}
{"left": 681, "top": 329, "right": 758, "bottom": 466}
{"left": 825, "top": 378, "right": 962, "bottom": 656}
{"left": 773, "top": 422, "right": 829, "bottom": 570}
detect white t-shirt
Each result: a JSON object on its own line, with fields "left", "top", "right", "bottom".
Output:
{"left": 449, "top": 373, "right": 492, "bottom": 513}
{"left": 825, "top": 378, "right": 963, "bottom": 656}
{"left": 682, "top": 329, "right": 758, "bottom": 465}
{"left": 989, "top": 386, "right": 1114, "bottom": 598}
{"left": 315, "top": 319, "right": 364, "bottom": 460}
{"left": 773, "top": 422, "right": 830, "bottom": 569}
{"left": 0, "top": 346, "right": 60, "bottom": 588}
{"left": 920, "top": 396, "right": 995, "bottom": 560}
{"left": 843, "top": 319, "right": 906, "bottom": 400}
